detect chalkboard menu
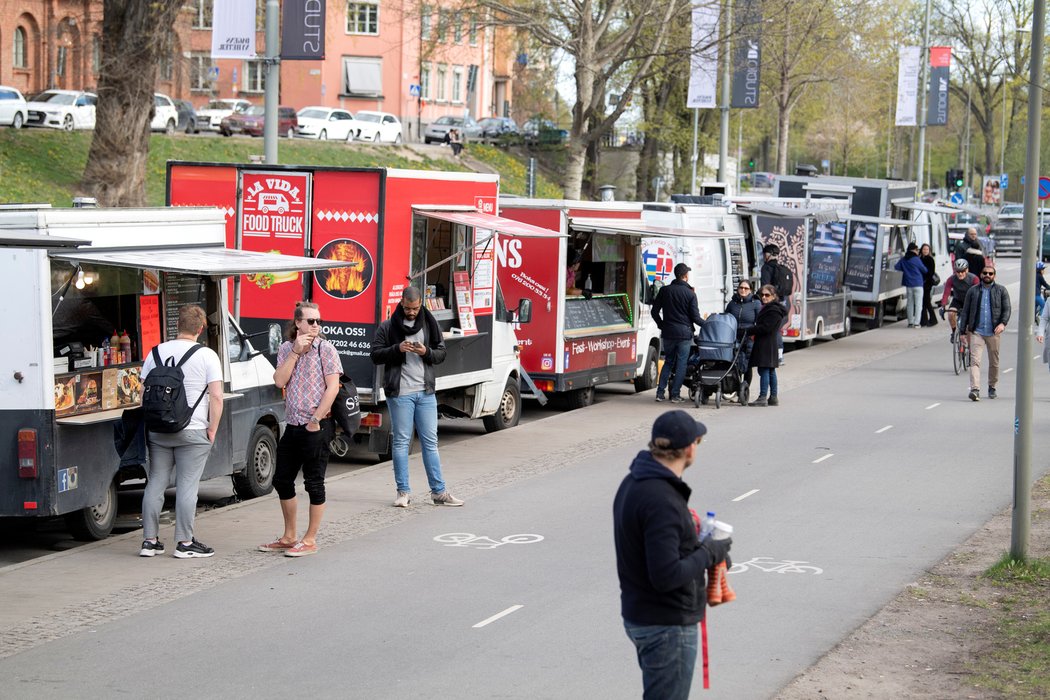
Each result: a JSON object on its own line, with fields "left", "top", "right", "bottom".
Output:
{"left": 162, "top": 272, "right": 206, "bottom": 341}
{"left": 844, "top": 222, "right": 878, "bottom": 293}
{"left": 565, "top": 294, "right": 631, "bottom": 331}
{"left": 728, "top": 238, "right": 745, "bottom": 287}
{"left": 807, "top": 221, "right": 847, "bottom": 297}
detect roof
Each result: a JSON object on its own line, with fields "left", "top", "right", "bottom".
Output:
{"left": 736, "top": 203, "right": 848, "bottom": 223}
{"left": 0, "top": 231, "right": 89, "bottom": 249}
{"left": 849, "top": 215, "right": 929, "bottom": 227}
{"left": 895, "top": 202, "right": 963, "bottom": 215}
{"left": 569, "top": 217, "right": 738, "bottom": 238}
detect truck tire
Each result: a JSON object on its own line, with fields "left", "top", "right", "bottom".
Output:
{"left": 833, "top": 316, "right": 851, "bottom": 339}
{"left": 566, "top": 386, "right": 595, "bottom": 410}
{"left": 483, "top": 379, "right": 522, "bottom": 432}
{"left": 633, "top": 346, "right": 658, "bottom": 392}
{"left": 233, "top": 425, "right": 277, "bottom": 499}
{"left": 65, "top": 478, "right": 118, "bottom": 541}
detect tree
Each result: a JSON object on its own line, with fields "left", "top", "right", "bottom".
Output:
{"left": 78, "top": 1, "right": 183, "bottom": 206}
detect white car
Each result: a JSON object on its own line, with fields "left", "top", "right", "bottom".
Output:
{"left": 0, "top": 85, "right": 28, "bottom": 129}
{"left": 150, "top": 93, "right": 179, "bottom": 134}
{"left": 196, "top": 98, "right": 252, "bottom": 131}
{"left": 352, "top": 111, "right": 403, "bottom": 143}
{"left": 295, "top": 106, "right": 359, "bottom": 141}
{"left": 25, "top": 89, "right": 96, "bottom": 131}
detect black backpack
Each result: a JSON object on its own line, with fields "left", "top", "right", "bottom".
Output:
{"left": 142, "top": 344, "right": 207, "bottom": 433}
{"left": 773, "top": 263, "right": 794, "bottom": 300}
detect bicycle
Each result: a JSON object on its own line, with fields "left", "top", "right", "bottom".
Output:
{"left": 941, "top": 306, "right": 971, "bottom": 375}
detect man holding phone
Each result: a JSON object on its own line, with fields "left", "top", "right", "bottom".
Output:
{"left": 370, "top": 286, "right": 464, "bottom": 507}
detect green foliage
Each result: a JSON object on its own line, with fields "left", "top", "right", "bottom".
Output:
{"left": 0, "top": 130, "right": 560, "bottom": 206}
{"left": 984, "top": 554, "right": 1050, "bottom": 585}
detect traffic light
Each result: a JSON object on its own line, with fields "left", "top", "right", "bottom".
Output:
{"left": 946, "top": 168, "right": 964, "bottom": 191}
{"left": 748, "top": 158, "right": 755, "bottom": 170}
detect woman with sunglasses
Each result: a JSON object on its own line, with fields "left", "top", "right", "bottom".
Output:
{"left": 725, "top": 280, "right": 761, "bottom": 388}
{"left": 748, "top": 285, "right": 788, "bottom": 407}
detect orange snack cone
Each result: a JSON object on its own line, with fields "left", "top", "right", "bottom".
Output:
{"left": 706, "top": 565, "right": 723, "bottom": 605}
{"left": 718, "top": 561, "right": 736, "bottom": 603}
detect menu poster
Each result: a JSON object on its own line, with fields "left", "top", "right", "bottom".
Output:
{"left": 452, "top": 271, "right": 478, "bottom": 335}
{"left": 143, "top": 268, "right": 160, "bottom": 295}
{"left": 139, "top": 294, "right": 161, "bottom": 360}
{"left": 70, "top": 370, "right": 102, "bottom": 415}
{"left": 807, "top": 221, "right": 847, "bottom": 297}
{"left": 162, "top": 272, "right": 206, "bottom": 342}
{"left": 844, "top": 222, "right": 878, "bottom": 293}
{"left": 471, "top": 229, "right": 494, "bottom": 313}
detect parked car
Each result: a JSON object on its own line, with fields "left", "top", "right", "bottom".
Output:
{"left": 477, "top": 117, "right": 520, "bottom": 144}
{"left": 0, "top": 85, "right": 28, "bottom": 129}
{"left": 197, "top": 99, "right": 252, "bottom": 131}
{"left": 423, "top": 115, "right": 482, "bottom": 144}
{"left": 752, "top": 172, "right": 776, "bottom": 188}
{"left": 174, "top": 99, "right": 199, "bottom": 134}
{"left": 295, "top": 106, "right": 359, "bottom": 141}
{"left": 989, "top": 203, "right": 1024, "bottom": 255}
{"left": 220, "top": 105, "right": 298, "bottom": 137}
{"left": 522, "top": 117, "right": 568, "bottom": 144}
{"left": 150, "top": 93, "right": 179, "bottom": 135}
{"left": 352, "top": 110, "right": 403, "bottom": 143}
{"left": 25, "top": 89, "right": 97, "bottom": 131}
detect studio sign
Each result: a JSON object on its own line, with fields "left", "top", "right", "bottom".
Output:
{"left": 281, "top": 0, "right": 326, "bottom": 60}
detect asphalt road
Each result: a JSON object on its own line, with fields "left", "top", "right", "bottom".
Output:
{"left": 2, "top": 263, "right": 1042, "bottom": 699}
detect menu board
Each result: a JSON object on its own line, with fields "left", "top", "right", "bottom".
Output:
{"left": 728, "top": 238, "right": 746, "bottom": 287}
{"left": 162, "top": 272, "right": 206, "bottom": 341}
{"left": 844, "top": 222, "right": 878, "bottom": 293}
{"left": 139, "top": 294, "right": 161, "bottom": 360}
{"left": 565, "top": 294, "right": 632, "bottom": 331}
{"left": 102, "top": 366, "right": 143, "bottom": 410}
{"left": 807, "top": 221, "right": 847, "bottom": 297}
{"left": 452, "top": 271, "right": 478, "bottom": 335}
{"left": 54, "top": 370, "right": 102, "bottom": 416}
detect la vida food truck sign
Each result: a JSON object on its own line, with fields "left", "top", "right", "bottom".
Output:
{"left": 241, "top": 173, "right": 310, "bottom": 240}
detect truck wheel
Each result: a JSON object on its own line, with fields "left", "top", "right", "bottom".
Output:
{"left": 633, "top": 346, "right": 658, "bottom": 392}
{"left": 566, "top": 386, "right": 595, "bottom": 410}
{"left": 833, "top": 316, "right": 851, "bottom": 339}
{"left": 867, "top": 306, "right": 884, "bottom": 330}
{"left": 483, "top": 379, "right": 522, "bottom": 432}
{"left": 65, "top": 479, "right": 117, "bottom": 541}
{"left": 233, "top": 425, "right": 277, "bottom": 499}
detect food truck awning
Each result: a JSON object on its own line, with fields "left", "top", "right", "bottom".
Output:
{"left": 412, "top": 208, "right": 566, "bottom": 238}
{"left": 849, "top": 215, "right": 929, "bottom": 227}
{"left": 735, "top": 203, "right": 848, "bottom": 223}
{"left": 0, "top": 231, "right": 90, "bottom": 249}
{"left": 50, "top": 246, "right": 356, "bottom": 276}
{"left": 894, "top": 201, "right": 962, "bottom": 215}
{"left": 568, "top": 218, "right": 735, "bottom": 238}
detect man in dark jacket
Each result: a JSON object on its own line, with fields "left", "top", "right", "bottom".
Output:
{"left": 370, "top": 286, "right": 463, "bottom": 507}
{"left": 759, "top": 244, "right": 787, "bottom": 364}
{"left": 954, "top": 227, "right": 986, "bottom": 277}
{"left": 959, "top": 266, "right": 1011, "bottom": 401}
{"left": 652, "top": 263, "right": 705, "bottom": 402}
{"left": 614, "top": 410, "right": 732, "bottom": 700}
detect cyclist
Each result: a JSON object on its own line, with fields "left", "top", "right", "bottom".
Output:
{"left": 940, "top": 259, "right": 979, "bottom": 340}
{"left": 1036, "top": 262, "right": 1050, "bottom": 317}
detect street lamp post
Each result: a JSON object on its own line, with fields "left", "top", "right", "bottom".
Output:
{"left": 915, "top": 0, "right": 932, "bottom": 185}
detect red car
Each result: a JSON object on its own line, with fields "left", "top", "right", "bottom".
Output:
{"left": 220, "top": 105, "right": 298, "bottom": 137}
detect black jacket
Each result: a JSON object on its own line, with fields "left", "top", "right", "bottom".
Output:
{"left": 613, "top": 450, "right": 719, "bottom": 625}
{"left": 959, "top": 282, "right": 1011, "bottom": 334}
{"left": 725, "top": 292, "right": 761, "bottom": 336}
{"left": 369, "top": 306, "right": 446, "bottom": 396}
{"left": 652, "top": 279, "right": 704, "bottom": 342}
{"left": 954, "top": 237, "right": 986, "bottom": 277}
{"left": 748, "top": 301, "right": 787, "bottom": 370}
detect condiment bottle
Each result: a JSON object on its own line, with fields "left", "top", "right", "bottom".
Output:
{"left": 119, "top": 330, "right": 131, "bottom": 361}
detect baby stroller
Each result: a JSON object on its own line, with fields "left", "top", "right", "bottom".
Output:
{"left": 681, "top": 313, "right": 749, "bottom": 408}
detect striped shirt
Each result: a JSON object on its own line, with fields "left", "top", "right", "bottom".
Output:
{"left": 277, "top": 339, "right": 341, "bottom": 426}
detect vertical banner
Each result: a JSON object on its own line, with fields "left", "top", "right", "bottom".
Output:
{"left": 926, "top": 46, "right": 951, "bottom": 126}
{"left": 895, "top": 46, "right": 921, "bottom": 126}
{"left": 211, "top": 0, "right": 257, "bottom": 59}
{"left": 730, "top": 0, "right": 762, "bottom": 108}
{"left": 281, "top": 0, "right": 326, "bottom": 60}
{"left": 686, "top": 1, "right": 720, "bottom": 109}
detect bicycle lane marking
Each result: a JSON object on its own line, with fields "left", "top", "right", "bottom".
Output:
{"left": 473, "top": 605, "right": 524, "bottom": 628}
{"left": 875, "top": 425, "right": 893, "bottom": 434}
{"left": 732, "top": 489, "right": 759, "bottom": 502}
{"left": 926, "top": 402, "right": 941, "bottom": 410}
{"left": 812, "top": 454, "right": 834, "bottom": 464}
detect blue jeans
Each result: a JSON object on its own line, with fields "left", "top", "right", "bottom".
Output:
{"left": 388, "top": 391, "right": 446, "bottom": 494}
{"left": 657, "top": 339, "right": 693, "bottom": 398}
{"left": 758, "top": 366, "right": 778, "bottom": 398}
{"left": 623, "top": 621, "right": 698, "bottom": 700}
{"left": 1037, "top": 293, "right": 1046, "bottom": 317}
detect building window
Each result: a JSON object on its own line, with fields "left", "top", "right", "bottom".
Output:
{"left": 193, "top": 0, "right": 213, "bottom": 30}
{"left": 469, "top": 15, "right": 478, "bottom": 46}
{"left": 244, "top": 59, "right": 265, "bottom": 93}
{"left": 436, "top": 64, "right": 446, "bottom": 102}
{"left": 437, "top": 9, "right": 447, "bottom": 42}
{"left": 421, "top": 63, "right": 431, "bottom": 99}
{"left": 342, "top": 56, "right": 383, "bottom": 97}
{"left": 56, "top": 46, "right": 67, "bottom": 78}
{"left": 13, "top": 27, "right": 27, "bottom": 68}
{"left": 190, "top": 53, "right": 214, "bottom": 91}
{"left": 159, "top": 52, "right": 174, "bottom": 81}
{"left": 452, "top": 13, "right": 462, "bottom": 43}
{"left": 451, "top": 65, "right": 462, "bottom": 103}
{"left": 92, "top": 36, "right": 102, "bottom": 75}
{"left": 346, "top": 0, "right": 379, "bottom": 35}
{"left": 420, "top": 4, "right": 431, "bottom": 40}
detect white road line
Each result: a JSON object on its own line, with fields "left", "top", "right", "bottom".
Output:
{"left": 875, "top": 425, "right": 893, "bottom": 434}
{"left": 926, "top": 402, "right": 941, "bottom": 410}
{"left": 1004, "top": 367, "right": 1014, "bottom": 374}
{"left": 812, "top": 454, "right": 834, "bottom": 464}
{"left": 473, "top": 605, "right": 524, "bottom": 628}
{"left": 733, "top": 489, "right": 760, "bottom": 502}
{"left": 1035, "top": 355, "right": 1041, "bottom": 361}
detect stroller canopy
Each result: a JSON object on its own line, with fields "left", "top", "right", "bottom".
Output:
{"left": 696, "top": 313, "right": 738, "bottom": 363}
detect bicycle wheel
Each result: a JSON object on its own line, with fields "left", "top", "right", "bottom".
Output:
{"left": 963, "top": 341, "right": 972, "bottom": 370}
{"left": 952, "top": 332, "right": 963, "bottom": 375}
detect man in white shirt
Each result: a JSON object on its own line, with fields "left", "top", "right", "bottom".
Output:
{"left": 138, "top": 304, "right": 224, "bottom": 558}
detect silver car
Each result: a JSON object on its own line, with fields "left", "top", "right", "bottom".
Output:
{"left": 423, "top": 115, "right": 482, "bottom": 144}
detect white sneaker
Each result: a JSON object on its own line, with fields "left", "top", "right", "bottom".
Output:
{"left": 393, "top": 491, "right": 411, "bottom": 507}
{"left": 431, "top": 491, "right": 464, "bottom": 506}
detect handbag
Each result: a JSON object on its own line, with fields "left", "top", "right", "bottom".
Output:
{"left": 331, "top": 374, "right": 361, "bottom": 436}
{"left": 931, "top": 271, "right": 941, "bottom": 285}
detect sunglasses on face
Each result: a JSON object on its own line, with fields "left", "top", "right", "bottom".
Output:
{"left": 739, "top": 286, "right": 751, "bottom": 291}
{"left": 302, "top": 318, "right": 322, "bottom": 325}
{"left": 760, "top": 293, "right": 773, "bottom": 298}
{"left": 981, "top": 272, "right": 996, "bottom": 277}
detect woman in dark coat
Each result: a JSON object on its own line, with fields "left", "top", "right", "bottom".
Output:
{"left": 748, "top": 284, "right": 788, "bottom": 407}
{"left": 725, "top": 280, "right": 761, "bottom": 387}
{"left": 919, "top": 243, "right": 938, "bottom": 327}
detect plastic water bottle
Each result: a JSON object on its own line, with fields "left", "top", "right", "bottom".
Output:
{"left": 699, "top": 511, "right": 716, "bottom": 541}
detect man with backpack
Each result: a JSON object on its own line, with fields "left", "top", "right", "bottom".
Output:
{"left": 139, "top": 304, "right": 223, "bottom": 559}
{"left": 760, "top": 244, "right": 792, "bottom": 365}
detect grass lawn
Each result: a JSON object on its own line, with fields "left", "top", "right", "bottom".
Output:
{"left": 0, "top": 129, "right": 562, "bottom": 207}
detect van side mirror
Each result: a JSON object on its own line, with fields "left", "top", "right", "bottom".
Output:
{"left": 515, "top": 298, "right": 533, "bottom": 324}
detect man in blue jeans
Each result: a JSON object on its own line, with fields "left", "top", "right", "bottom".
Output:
{"left": 652, "top": 263, "right": 705, "bottom": 402}
{"left": 613, "top": 411, "right": 732, "bottom": 699}
{"left": 370, "top": 286, "right": 463, "bottom": 507}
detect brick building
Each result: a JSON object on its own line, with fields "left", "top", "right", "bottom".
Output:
{"left": 0, "top": 0, "right": 519, "bottom": 138}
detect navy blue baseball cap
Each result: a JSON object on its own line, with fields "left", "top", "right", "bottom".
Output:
{"left": 652, "top": 410, "right": 708, "bottom": 449}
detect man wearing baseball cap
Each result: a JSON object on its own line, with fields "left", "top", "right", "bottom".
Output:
{"left": 652, "top": 262, "right": 705, "bottom": 403}
{"left": 613, "top": 410, "right": 732, "bottom": 699}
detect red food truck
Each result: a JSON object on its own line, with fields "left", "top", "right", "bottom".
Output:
{"left": 168, "top": 163, "right": 555, "bottom": 457}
